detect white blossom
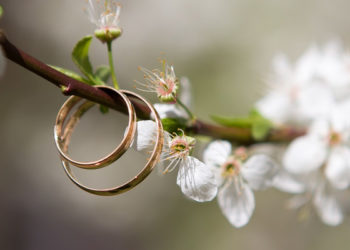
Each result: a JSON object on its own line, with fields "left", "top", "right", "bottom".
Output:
{"left": 273, "top": 113, "right": 350, "bottom": 226}
{"left": 133, "top": 120, "right": 217, "bottom": 202}
{"left": 257, "top": 41, "right": 350, "bottom": 226}
{"left": 137, "top": 61, "right": 180, "bottom": 103}
{"left": 203, "top": 140, "right": 278, "bottom": 227}
{"left": 256, "top": 41, "right": 350, "bottom": 125}
{"left": 277, "top": 172, "right": 344, "bottom": 226}
{"left": 277, "top": 105, "right": 350, "bottom": 225}
{"left": 283, "top": 107, "right": 350, "bottom": 190}
{"left": 86, "top": 0, "right": 121, "bottom": 30}
{"left": 272, "top": 169, "right": 305, "bottom": 194}
{"left": 313, "top": 180, "right": 344, "bottom": 226}
{"left": 153, "top": 77, "right": 192, "bottom": 119}
{"left": 316, "top": 41, "right": 350, "bottom": 99}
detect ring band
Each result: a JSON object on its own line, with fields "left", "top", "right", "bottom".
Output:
{"left": 54, "top": 86, "right": 136, "bottom": 169}
{"left": 59, "top": 90, "right": 164, "bottom": 196}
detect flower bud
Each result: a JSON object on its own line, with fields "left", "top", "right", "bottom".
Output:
{"left": 94, "top": 27, "right": 122, "bottom": 43}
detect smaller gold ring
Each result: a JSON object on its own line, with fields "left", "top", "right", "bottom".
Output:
{"left": 54, "top": 86, "right": 136, "bottom": 169}
{"left": 60, "top": 90, "right": 164, "bottom": 196}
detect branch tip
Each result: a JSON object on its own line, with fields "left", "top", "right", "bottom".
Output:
{"left": 60, "top": 85, "right": 69, "bottom": 94}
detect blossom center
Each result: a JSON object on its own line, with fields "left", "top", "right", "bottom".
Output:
{"left": 169, "top": 136, "right": 195, "bottom": 158}
{"left": 328, "top": 131, "right": 342, "bottom": 146}
{"left": 289, "top": 85, "right": 300, "bottom": 101}
{"left": 222, "top": 156, "right": 240, "bottom": 178}
{"left": 156, "top": 78, "right": 176, "bottom": 97}
{"left": 137, "top": 63, "right": 179, "bottom": 103}
{"left": 234, "top": 147, "right": 248, "bottom": 161}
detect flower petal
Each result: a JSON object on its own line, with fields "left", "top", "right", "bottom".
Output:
{"left": 330, "top": 106, "right": 350, "bottom": 134}
{"left": 318, "top": 40, "right": 350, "bottom": 90}
{"left": 283, "top": 136, "right": 327, "bottom": 174}
{"left": 218, "top": 181, "right": 255, "bottom": 227}
{"left": 295, "top": 45, "right": 320, "bottom": 83}
{"left": 86, "top": 0, "right": 99, "bottom": 25}
{"left": 272, "top": 54, "right": 292, "bottom": 79}
{"left": 133, "top": 120, "right": 158, "bottom": 152}
{"left": 176, "top": 156, "right": 218, "bottom": 202}
{"left": 325, "top": 146, "right": 350, "bottom": 190}
{"left": 203, "top": 140, "right": 232, "bottom": 167}
{"left": 298, "top": 84, "right": 335, "bottom": 121}
{"left": 153, "top": 103, "right": 187, "bottom": 119}
{"left": 179, "top": 77, "right": 192, "bottom": 107}
{"left": 313, "top": 183, "right": 343, "bottom": 226}
{"left": 308, "top": 119, "right": 329, "bottom": 139}
{"left": 272, "top": 169, "right": 305, "bottom": 194}
{"left": 241, "top": 154, "right": 279, "bottom": 190}
{"left": 86, "top": 0, "right": 121, "bottom": 28}
{"left": 286, "top": 194, "right": 309, "bottom": 209}
{"left": 255, "top": 92, "right": 292, "bottom": 124}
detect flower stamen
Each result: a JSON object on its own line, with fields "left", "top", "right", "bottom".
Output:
{"left": 160, "top": 132, "right": 196, "bottom": 174}
{"left": 137, "top": 62, "right": 179, "bottom": 103}
{"left": 328, "top": 130, "right": 342, "bottom": 146}
{"left": 221, "top": 156, "right": 241, "bottom": 179}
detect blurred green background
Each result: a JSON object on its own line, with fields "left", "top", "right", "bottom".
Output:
{"left": 1, "top": 0, "right": 350, "bottom": 249}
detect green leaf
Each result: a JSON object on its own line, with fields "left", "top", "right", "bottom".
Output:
{"left": 99, "top": 105, "right": 109, "bottom": 114}
{"left": 252, "top": 120, "right": 271, "bottom": 140}
{"left": 95, "top": 66, "right": 111, "bottom": 83}
{"left": 250, "top": 109, "right": 273, "bottom": 140}
{"left": 0, "top": 6, "right": 3, "bottom": 18}
{"left": 249, "top": 108, "right": 266, "bottom": 120}
{"left": 72, "top": 36, "right": 97, "bottom": 83}
{"left": 211, "top": 109, "right": 273, "bottom": 141}
{"left": 50, "top": 65, "right": 93, "bottom": 85}
{"left": 161, "top": 118, "right": 188, "bottom": 134}
{"left": 210, "top": 115, "right": 253, "bottom": 128}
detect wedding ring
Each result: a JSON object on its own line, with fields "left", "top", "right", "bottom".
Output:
{"left": 54, "top": 86, "right": 136, "bottom": 169}
{"left": 58, "top": 90, "right": 164, "bottom": 196}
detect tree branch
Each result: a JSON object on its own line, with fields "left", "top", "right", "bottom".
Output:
{"left": 0, "top": 31, "right": 305, "bottom": 144}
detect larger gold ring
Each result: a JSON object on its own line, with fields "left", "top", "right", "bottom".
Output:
{"left": 54, "top": 86, "right": 136, "bottom": 169}
{"left": 59, "top": 90, "right": 164, "bottom": 196}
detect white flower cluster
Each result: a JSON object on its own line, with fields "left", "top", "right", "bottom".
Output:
{"left": 135, "top": 66, "right": 280, "bottom": 228}
{"left": 86, "top": 2, "right": 350, "bottom": 227}
{"left": 257, "top": 41, "right": 350, "bottom": 226}
{"left": 135, "top": 43, "right": 350, "bottom": 227}
{"left": 134, "top": 120, "right": 279, "bottom": 227}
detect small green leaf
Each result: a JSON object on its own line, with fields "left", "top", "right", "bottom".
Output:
{"left": 211, "top": 115, "right": 253, "bottom": 128}
{"left": 95, "top": 66, "right": 111, "bottom": 83}
{"left": 249, "top": 108, "right": 266, "bottom": 119}
{"left": 250, "top": 109, "right": 273, "bottom": 140}
{"left": 252, "top": 120, "right": 271, "bottom": 140}
{"left": 99, "top": 105, "right": 109, "bottom": 114}
{"left": 211, "top": 109, "right": 273, "bottom": 141}
{"left": 0, "top": 6, "right": 3, "bottom": 18}
{"left": 50, "top": 65, "right": 93, "bottom": 85}
{"left": 161, "top": 118, "right": 187, "bottom": 134}
{"left": 72, "top": 36, "right": 97, "bottom": 82}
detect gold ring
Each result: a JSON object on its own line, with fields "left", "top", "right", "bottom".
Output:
{"left": 54, "top": 86, "right": 136, "bottom": 169}
{"left": 59, "top": 90, "right": 164, "bottom": 196}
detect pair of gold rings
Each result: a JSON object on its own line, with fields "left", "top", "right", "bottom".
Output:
{"left": 54, "top": 86, "right": 164, "bottom": 196}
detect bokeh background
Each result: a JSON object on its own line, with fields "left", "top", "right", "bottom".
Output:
{"left": 1, "top": 0, "right": 350, "bottom": 249}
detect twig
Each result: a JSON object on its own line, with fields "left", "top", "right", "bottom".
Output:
{"left": 0, "top": 31, "right": 306, "bottom": 144}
